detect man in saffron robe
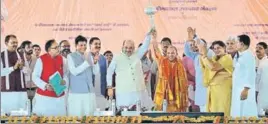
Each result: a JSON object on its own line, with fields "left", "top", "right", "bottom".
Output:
{"left": 200, "top": 40, "right": 233, "bottom": 116}
{"left": 150, "top": 37, "right": 172, "bottom": 100}
{"left": 1, "top": 35, "right": 27, "bottom": 114}
{"left": 32, "top": 39, "right": 68, "bottom": 116}
{"left": 152, "top": 32, "right": 188, "bottom": 112}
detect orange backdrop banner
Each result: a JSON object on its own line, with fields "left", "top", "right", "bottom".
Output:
{"left": 1, "top": 0, "right": 268, "bottom": 55}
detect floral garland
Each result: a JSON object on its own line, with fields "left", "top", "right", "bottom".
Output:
{"left": 1, "top": 115, "right": 267, "bottom": 123}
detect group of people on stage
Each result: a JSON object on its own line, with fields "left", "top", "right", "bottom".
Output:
{"left": 1, "top": 27, "right": 268, "bottom": 117}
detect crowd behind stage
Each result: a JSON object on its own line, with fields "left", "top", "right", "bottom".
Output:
{"left": 1, "top": 27, "right": 268, "bottom": 118}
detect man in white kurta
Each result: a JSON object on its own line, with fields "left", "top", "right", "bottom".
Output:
{"left": 1, "top": 35, "right": 27, "bottom": 115}
{"left": 106, "top": 30, "right": 154, "bottom": 110}
{"left": 231, "top": 35, "right": 258, "bottom": 117}
{"left": 255, "top": 42, "right": 268, "bottom": 116}
{"left": 184, "top": 28, "right": 214, "bottom": 112}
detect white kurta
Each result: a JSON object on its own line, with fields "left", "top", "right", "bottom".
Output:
{"left": 184, "top": 38, "right": 214, "bottom": 111}
{"left": 107, "top": 34, "right": 153, "bottom": 109}
{"left": 32, "top": 57, "right": 69, "bottom": 116}
{"left": 67, "top": 93, "right": 96, "bottom": 116}
{"left": 94, "top": 72, "right": 109, "bottom": 110}
{"left": 231, "top": 49, "right": 258, "bottom": 117}
{"left": 22, "top": 55, "right": 37, "bottom": 89}
{"left": 256, "top": 56, "right": 268, "bottom": 115}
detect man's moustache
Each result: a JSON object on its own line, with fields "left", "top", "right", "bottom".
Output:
{"left": 62, "top": 48, "right": 70, "bottom": 51}
{"left": 62, "top": 49, "right": 71, "bottom": 53}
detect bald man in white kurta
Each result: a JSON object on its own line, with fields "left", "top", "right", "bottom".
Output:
{"left": 106, "top": 33, "right": 153, "bottom": 110}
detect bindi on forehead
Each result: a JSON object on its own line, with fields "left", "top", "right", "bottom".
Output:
{"left": 167, "top": 47, "right": 177, "bottom": 52}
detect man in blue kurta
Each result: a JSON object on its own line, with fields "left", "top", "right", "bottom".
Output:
{"left": 231, "top": 34, "right": 258, "bottom": 117}
{"left": 184, "top": 27, "right": 214, "bottom": 112}
{"left": 67, "top": 35, "right": 100, "bottom": 116}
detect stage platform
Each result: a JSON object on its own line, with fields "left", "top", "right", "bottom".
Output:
{"left": 141, "top": 111, "right": 224, "bottom": 118}
{"left": 1, "top": 112, "right": 267, "bottom": 123}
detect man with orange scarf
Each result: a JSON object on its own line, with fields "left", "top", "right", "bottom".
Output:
{"left": 152, "top": 31, "right": 188, "bottom": 112}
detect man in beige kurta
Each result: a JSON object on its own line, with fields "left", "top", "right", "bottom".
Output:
{"left": 106, "top": 29, "right": 154, "bottom": 110}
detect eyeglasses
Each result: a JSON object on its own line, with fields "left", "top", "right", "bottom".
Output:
{"left": 51, "top": 46, "right": 59, "bottom": 49}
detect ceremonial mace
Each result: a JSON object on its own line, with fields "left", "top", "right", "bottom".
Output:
{"left": 144, "top": 0, "right": 157, "bottom": 29}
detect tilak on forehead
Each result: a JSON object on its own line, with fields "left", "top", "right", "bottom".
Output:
{"left": 168, "top": 45, "right": 178, "bottom": 53}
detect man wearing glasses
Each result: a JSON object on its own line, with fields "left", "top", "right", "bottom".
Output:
{"left": 32, "top": 39, "right": 68, "bottom": 116}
